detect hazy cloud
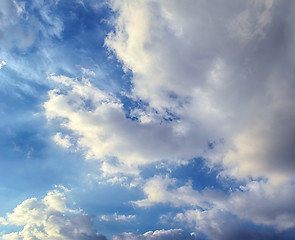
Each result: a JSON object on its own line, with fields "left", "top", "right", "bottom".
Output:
{"left": 99, "top": 213, "right": 136, "bottom": 222}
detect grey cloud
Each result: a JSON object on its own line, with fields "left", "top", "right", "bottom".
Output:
{"left": 105, "top": 0, "right": 295, "bottom": 184}
{"left": 175, "top": 208, "right": 295, "bottom": 240}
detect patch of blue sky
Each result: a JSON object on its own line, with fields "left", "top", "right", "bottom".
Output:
{"left": 139, "top": 158, "right": 238, "bottom": 194}
{"left": 70, "top": 182, "right": 143, "bottom": 239}
{"left": 120, "top": 95, "right": 149, "bottom": 120}
{"left": 0, "top": 117, "right": 89, "bottom": 206}
{"left": 46, "top": 0, "right": 132, "bottom": 92}
{"left": 94, "top": 203, "right": 189, "bottom": 240}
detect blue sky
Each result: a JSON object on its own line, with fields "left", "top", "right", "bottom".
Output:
{"left": 1, "top": 0, "right": 295, "bottom": 239}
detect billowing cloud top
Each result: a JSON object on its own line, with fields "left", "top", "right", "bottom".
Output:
{"left": 0, "top": 188, "right": 106, "bottom": 240}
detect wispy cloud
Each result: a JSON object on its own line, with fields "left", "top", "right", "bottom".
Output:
{"left": 99, "top": 213, "right": 136, "bottom": 222}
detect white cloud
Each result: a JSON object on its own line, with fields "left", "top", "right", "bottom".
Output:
{"left": 43, "top": 1, "right": 295, "bottom": 236}
{"left": 0, "top": 188, "right": 106, "bottom": 240}
{"left": 113, "top": 229, "right": 196, "bottom": 240}
{"left": 132, "top": 175, "right": 217, "bottom": 208}
{"left": 41, "top": 0, "right": 295, "bottom": 187}
{"left": 99, "top": 213, "right": 136, "bottom": 222}
{"left": 105, "top": 0, "right": 295, "bottom": 185}
{"left": 53, "top": 132, "right": 72, "bottom": 148}
{"left": 134, "top": 175, "right": 295, "bottom": 231}
{"left": 44, "top": 74, "right": 208, "bottom": 175}
{"left": 0, "top": 60, "right": 6, "bottom": 69}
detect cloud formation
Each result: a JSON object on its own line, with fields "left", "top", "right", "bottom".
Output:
{"left": 134, "top": 175, "right": 295, "bottom": 232}
{"left": 99, "top": 213, "right": 136, "bottom": 222}
{"left": 37, "top": 0, "right": 295, "bottom": 239}
{"left": 0, "top": 188, "right": 106, "bottom": 240}
{"left": 44, "top": 74, "right": 208, "bottom": 175}
{"left": 113, "top": 229, "right": 196, "bottom": 240}
{"left": 105, "top": 0, "right": 295, "bottom": 184}
{"left": 0, "top": 60, "right": 6, "bottom": 69}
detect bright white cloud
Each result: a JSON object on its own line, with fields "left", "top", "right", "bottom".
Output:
{"left": 0, "top": 60, "right": 6, "bottom": 69}
{"left": 53, "top": 132, "right": 72, "bottom": 148}
{"left": 44, "top": 74, "right": 209, "bottom": 175}
{"left": 0, "top": 188, "right": 106, "bottom": 240}
{"left": 132, "top": 175, "right": 218, "bottom": 208}
{"left": 113, "top": 229, "right": 196, "bottom": 240}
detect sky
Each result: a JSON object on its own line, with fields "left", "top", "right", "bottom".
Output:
{"left": 0, "top": 0, "right": 295, "bottom": 239}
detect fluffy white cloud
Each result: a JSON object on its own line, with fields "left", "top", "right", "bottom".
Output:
{"left": 43, "top": 0, "right": 295, "bottom": 186}
{"left": 134, "top": 175, "right": 295, "bottom": 231}
{"left": 105, "top": 0, "right": 295, "bottom": 184}
{"left": 113, "top": 229, "right": 196, "bottom": 240}
{"left": 132, "top": 175, "right": 222, "bottom": 208}
{"left": 44, "top": 74, "right": 208, "bottom": 175}
{"left": 43, "top": 1, "right": 295, "bottom": 237}
{"left": 0, "top": 188, "right": 106, "bottom": 240}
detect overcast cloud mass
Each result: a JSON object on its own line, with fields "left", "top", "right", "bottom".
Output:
{"left": 1, "top": 0, "right": 295, "bottom": 239}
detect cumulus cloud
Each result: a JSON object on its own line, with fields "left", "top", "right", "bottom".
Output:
{"left": 113, "top": 229, "right": 196, "bottom": 240}
{"left": 42, "top": 1, "right": 295, "bottom": 238}
{"left": 134, "top": 175, "right": 295, "bottom": 231}
{"left": 43, "top": 0, "right": 295, "bottom": 186}
{"left": 44, "top": 74, "right": 208, "bottom": 175}
{"left": 132, "top": 175, "right": 222, "bottom": 208}
{"left": 0, "top": 188, "right": 106, "bottom": 240}
{"left": 105, "top": 0, "right": 295, "bottom": 184}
